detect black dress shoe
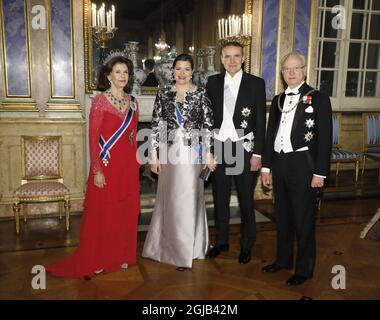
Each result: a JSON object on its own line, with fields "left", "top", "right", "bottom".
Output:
{"left": 286, "top": 275, "right": 309, "bottom": 286}
{"left": 238, "top": 251, "right": 251, "bottom": 264}
{"left": 176, "top": 267, "right": 187, "bottom": 272}
{"left": 206, "top": 244, "right": 229, "bottom": 258}
{"left": 262, "top": 264, "right": 292, "bottom": 273}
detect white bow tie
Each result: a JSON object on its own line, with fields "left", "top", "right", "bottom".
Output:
{"left": 285, "top": 88, "right": 299, "bottom": 95}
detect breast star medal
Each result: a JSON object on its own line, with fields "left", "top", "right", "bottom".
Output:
{"left": 305, "top": 118, "right": 315, "bottom": 128}
{"left": 241, "top": 107, "right": 251, "bottom": 117}
{"left": 240, "top": 120, "right": 248, "bottom": 129}
{"left": 304, "top": 131, "right": 314, "bottom": 142}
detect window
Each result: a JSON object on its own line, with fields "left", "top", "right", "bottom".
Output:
{"left": 315, "top": 0, "right": 380, "bottom": 109}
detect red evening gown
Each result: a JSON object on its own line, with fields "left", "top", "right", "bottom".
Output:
{"left": 45, "top": 94, "right": 140, "bottom": 278}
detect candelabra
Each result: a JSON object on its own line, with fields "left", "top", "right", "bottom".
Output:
{"left": 217, "top": 34, "right": 251, "bottom": 47}
{"left": 92, "top": 26, "right": 118, "bottom": 49}
{"left": 91, "top": 3, "right": 117, "bottom": 49}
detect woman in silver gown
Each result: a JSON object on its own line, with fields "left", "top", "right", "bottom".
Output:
{"left": 142, "top": 54, "right": 216, "bottom": 269}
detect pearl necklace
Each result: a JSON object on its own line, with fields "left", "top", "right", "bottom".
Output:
{"left": 105, "top": 89, "right": 129, "bottom": 112}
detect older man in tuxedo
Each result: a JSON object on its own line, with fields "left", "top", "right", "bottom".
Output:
{"left": 261, "top": 51, "right": 332, "bottom": 286}
{"left": 206, "top": 41, "right": 266, "bottom": 264}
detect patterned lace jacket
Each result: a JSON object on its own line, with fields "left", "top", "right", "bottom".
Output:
{"left": 150, "top": 86, "right": 214, "bottom": 152}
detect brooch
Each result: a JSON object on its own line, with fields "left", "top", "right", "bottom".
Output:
{"left": 305, "top": 118, "right": 315, "bottom": 128}
{"left": 304, "top": 131, "right": 314, "bottom": 142}
{"left": 241, "top": 107, "right": 251, "bottom": 117}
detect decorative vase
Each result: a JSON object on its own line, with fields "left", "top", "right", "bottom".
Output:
{"left": 154, "top": 46, "right": 178, "bottom": 88}
{"left": 124, "top": 41, "right": 146, "bottom": 95}
{"left": 193, "top": 48, "right": 208, "bottom": 87}
{"left": 206, "top": 46, "right": 218, "bottom": 80}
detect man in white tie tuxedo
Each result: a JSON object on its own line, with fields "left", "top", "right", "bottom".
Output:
{"left": 206, "top": 41, "right": 266, "bottom": 264}
{"left": 261, "top": 51, "right": 332, "bottom": 286}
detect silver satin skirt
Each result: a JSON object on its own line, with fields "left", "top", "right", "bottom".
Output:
{"left": 142, "top": 131, "right": 209, "bottom": 268}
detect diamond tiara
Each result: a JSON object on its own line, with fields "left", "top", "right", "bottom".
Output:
{"left": 103, "top": 50, "right": 129, "bottom": 65}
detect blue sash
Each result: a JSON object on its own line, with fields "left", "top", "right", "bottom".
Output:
{"left": 99, "top": 96, "right": 136, "bottom": 166}
{"left": 174, "top": 102, "right": 203, "bottom": 164}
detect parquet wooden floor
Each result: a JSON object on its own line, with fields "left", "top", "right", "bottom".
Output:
{"left": 0, "top": 170, "right": 379, "bottom": 300}
{"left": 1, "top": 216, "right": 379, "bottom": 300}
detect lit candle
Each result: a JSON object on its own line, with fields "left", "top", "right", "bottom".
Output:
{"left": 218, "top": 20, "right": 221, "bottom": 39}
{"left": 232, "top": 16, "right": 235, "bottom": 36}
{"left": 229, "top": 16, "right": 232, "bottom": 36}
{"left": 106, "top": 11, "right": 110, "bottom": 31}
{"left": 225, "top": 19, "right": 227, "bottom": 38}
{"left": 112, "top": 5, "right": 115, "bottom": 29}
{"left": 92, "top": 4, "right": 96, "bottom": 27}
{"left": 232, "top": 15, "right": 237, "bottom": 36}
{"left": 101, "top": 3, "right": 105, "bottom": 27}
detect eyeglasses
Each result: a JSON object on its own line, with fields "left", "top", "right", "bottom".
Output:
{"left": 282, "top": 66, "right": 305, "bottom": 73}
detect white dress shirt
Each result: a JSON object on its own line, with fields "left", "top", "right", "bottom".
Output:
{"left": 225, "top": 69, "right": 243, "bottom": 100}
{"left": 274, "top": 82, "right": 306, "bottom": 153}
{"left": 215, "top": 69, "right": 261, "bottom": 158}
{"left": 261, "top": 81, "right": 325, "bottom": 178}
{"left": 215, "top": 70, "right": 242, "bottom": 142}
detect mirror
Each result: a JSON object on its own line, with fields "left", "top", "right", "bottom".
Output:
{"left": 84, "top": 0, "right": 252, "bottom": 93}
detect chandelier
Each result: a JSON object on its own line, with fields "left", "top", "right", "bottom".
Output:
{"left": 155, "top": 31, "right": 170, "bottom": 51}
{"left": 154, "top": 31, "right": 170, "bottom": 61}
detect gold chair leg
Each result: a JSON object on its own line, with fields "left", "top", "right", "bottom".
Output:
{"left": 23, "top": 204, "right": 28, "bottom": 223}
{"left": 362, "top": 155, "right": 366, "bottom": 175}
{"left": 64, "top": 199, "right": 71, "bottom": 231}
{"left": 13, "top": 203, "right": 21, "bottom": 234}
{"left": 59, "top": 202, "right": 63, "bottom": 220}
{"left": 355, "top": 160, "right": 359, "bottom": 182}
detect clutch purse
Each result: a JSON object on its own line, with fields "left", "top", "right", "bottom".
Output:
{"left": 199, "top": 167, "right": 211, "bottom": 181}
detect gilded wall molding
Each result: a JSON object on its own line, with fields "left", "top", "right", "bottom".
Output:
{"left": 83, "top": 0, "right": 94, "bottom": 93}
{"left": 48, "top": 0, "right": 76, "bottom": 100}
{"left": 0, "top": 0, "right": 33, "bottom": 99}
{"left": 0, "top": 101, "right": 37, "bottom": 111}
{"left": 244, "top": 0, "right": 253, "bottom": 73}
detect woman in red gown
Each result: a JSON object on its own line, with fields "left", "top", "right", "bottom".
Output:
{"left": 46, "top": 55, "right": 140, "bottom": 279}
